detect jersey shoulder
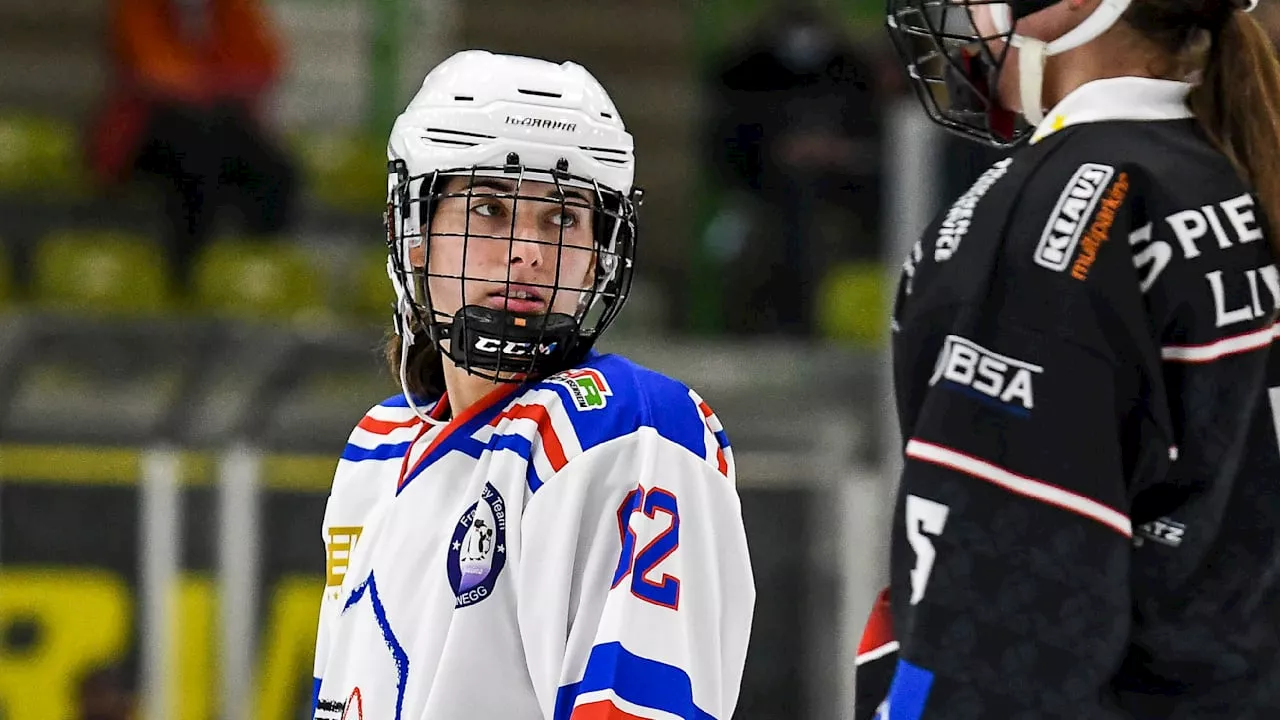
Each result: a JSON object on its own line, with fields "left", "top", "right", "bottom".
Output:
{"left": 1033, "top": 120, "right": 1244, "bottom": 204}
{"left": 337, "top": 394, "right": 429, "bottom": 466}
{"left": 498, "top": 353, "right": 733, "bottom": 490}
{"left": 1012, "top": 120, "right": 1266, "bottom": 309}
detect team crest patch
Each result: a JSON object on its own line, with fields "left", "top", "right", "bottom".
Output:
{"left": 447, "top": 483, "right": 508, "bottom": 608}
{"left": 548, "top": 368, "right": 613, "bottom": 410}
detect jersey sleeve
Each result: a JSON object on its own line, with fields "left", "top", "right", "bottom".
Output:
{"left": 311, "top": 491, "right": 341, "bottom": 716}
{"left": 517, "top": 400, "right": 755, "bottom": 720}
{"left": 854, "top": 587, "right": 897, "bottom": 720}
{"left": 311, "top": 397, "right": 423, "bottom": 717}
{"left": 870, "top": 164, "right": 1169, "bottom": 719}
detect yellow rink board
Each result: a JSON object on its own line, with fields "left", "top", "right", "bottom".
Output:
{"left": 0, "top": 444, "right": 337, "bottom": 492}
{"left": 0, "top": 442, "right": 332, "bottom": 720}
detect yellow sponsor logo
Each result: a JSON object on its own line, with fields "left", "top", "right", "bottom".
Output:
{"left": 326, "top": 526, "right": 364, "bottom": 588}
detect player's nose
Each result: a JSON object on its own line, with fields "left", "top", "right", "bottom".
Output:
{"left": 508, "top": 208, "right": 549, "bottom": 268}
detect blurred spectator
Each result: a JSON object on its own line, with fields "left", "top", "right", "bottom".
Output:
{"left": 74, "top": 665, "right": 135, "bottom": 720}
{"left": 88, "top": 0, "right": 299, "bottom": 289}
{"left": 703, "top": 4, "right": 883, "bottom": 336}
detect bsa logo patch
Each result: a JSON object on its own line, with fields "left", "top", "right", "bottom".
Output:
{"left": 447, "top": 483, "right": 508, "bottom": 608}
{"left": 549, "top": 368, "right": 613, "bottom": 410}
{"left": 928, "top": 335, "right": 1043, "bottom": 415}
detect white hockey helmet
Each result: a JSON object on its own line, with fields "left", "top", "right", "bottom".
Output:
{"left": 384, "top": 50, "right": 642, "bottom": 402}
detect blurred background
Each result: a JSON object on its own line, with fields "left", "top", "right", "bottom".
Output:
{"left": 15, "top": 0, "right": 1272, "bottom": 718}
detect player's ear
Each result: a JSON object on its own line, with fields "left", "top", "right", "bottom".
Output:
{"left": 409, "top": 236, "right": 427, "bottom": 269}
{"left": 582, "top": 248, "right": 598, "bottom": 288}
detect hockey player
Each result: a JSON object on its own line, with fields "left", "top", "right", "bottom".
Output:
{"left": 311, "top": 50, "right": 754, "bottom": 720}
{"left": 856, "top": 0, "right": 1280, "bottom": 717}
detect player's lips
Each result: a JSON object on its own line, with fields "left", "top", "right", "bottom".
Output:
{"left": 483, "top": 285, "right": 546, "bottom": 313}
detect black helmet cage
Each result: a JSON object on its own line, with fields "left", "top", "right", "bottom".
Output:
{"left": 385, "top": 156, "right": 640, "bottom": 383}
{"left": 887, "top": 0, "right": 1040, "bottom": 146}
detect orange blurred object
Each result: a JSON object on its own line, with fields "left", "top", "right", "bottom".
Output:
{"left": 89, "top": 0, "right": 283, "bottom": 181}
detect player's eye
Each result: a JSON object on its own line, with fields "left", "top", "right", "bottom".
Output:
{"left": 549, "top": 210, "right": 578, "bottom": 228}
{"left": 471, "top": 201, "right": 503, "bottom": 218}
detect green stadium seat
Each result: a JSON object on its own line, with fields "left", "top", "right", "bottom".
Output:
{"left": 288, "top": 130, "right": 386, "bottom": 213}
{"left": 0, "top": 114, "right": 91, "bottom": 196}
{"left": 31, "top": 230, "right": 173, "bottom": 315}
{"left": 816, "top": 260, "right": 890, "bottom": 348}
{"left": 191, "top": 239, "right": 327, "bottom": 322}
{"left": 351, "top": 247, "right": 396, "bottom": 323}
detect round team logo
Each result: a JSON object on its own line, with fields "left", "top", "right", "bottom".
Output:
{"left": 447, "top": 483, "right": 507, "bottom": 608}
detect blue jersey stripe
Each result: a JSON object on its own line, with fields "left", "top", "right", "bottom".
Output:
{"left": 486, "top": 433, "right": 547, "bottom": 493}
{"left": 553, "top": 641, "right": 715, "bottom": 720}
{"left": 341, "top": 441, "right": 413, "bottom": 463}
{"left": 341, "top": 573, "right": 411, "bottom": 720}
{"left": 878, "top": 659, "right": 935, "bottom": 720}
{"left": 525, "top": 462, "right": 545, "bottom": 494}
{"left": 713, "top": 428, "right": 730, "bottom": 450}
{"left": 490, "top": 433, "right": 534, "bottom": 463}
{"left": 397, "top": 436, "right": 486, "bottom": 491}
{"left": 396, "top": 391, "right": 511, "bottom": 495}
{"left": 376, "top": 392, "right": 436, "bottom": 409}
{"left": 377, "top": 393, "right": 412, "bottom": 408}
{"left": 646, "top": 391, "right": 709, "bottom": 463}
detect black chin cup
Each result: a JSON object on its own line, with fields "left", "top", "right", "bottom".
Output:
{"left": 440, "top": 305, "right": 579, "bottom": 377}
{"left": 944, "top": 46, "right": 1020, "bottom": 143}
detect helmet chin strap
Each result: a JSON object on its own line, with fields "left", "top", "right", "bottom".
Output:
{"left": 1017, "top": 38, "right": 1051, "bottom": 125}
{"left": 990, "top": 0, "right": 1133, "bottom": 126}
{"left": 388, "top": 254, "right": 449, "bottom": 426}
{"left": 399, "top": 326, "right": 448, "bottom": 427}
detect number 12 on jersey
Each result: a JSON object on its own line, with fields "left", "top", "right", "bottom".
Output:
{"left": 611, "top": 485, "right": 681, "bottom": 610}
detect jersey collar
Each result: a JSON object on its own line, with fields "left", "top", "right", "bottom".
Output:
{"left": 1030, "top": 76, "right": 1193, "bottom": 144}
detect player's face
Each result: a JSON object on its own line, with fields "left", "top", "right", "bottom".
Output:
{"left": 969, "top": 0, "right": 1103, "bottom": 113}
{"left": 412, "top": 175, "right": 598, "bottom": 321}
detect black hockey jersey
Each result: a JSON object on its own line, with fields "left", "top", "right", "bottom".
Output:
{"left": 856, "top": 77, "right": 1280, "bottom": 720}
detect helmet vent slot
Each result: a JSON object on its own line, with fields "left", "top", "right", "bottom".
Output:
{"left": 517, "top": 88, "right": 562, "bottom": 98}
{"left": 426, "top": 127, "right": 497, "bottom": 140}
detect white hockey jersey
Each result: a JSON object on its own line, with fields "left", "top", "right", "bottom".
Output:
{"left": 311, "top": 351, "right": 755, "bottom": 720}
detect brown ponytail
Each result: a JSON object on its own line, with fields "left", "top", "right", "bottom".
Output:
{"left": 1187, "top": 9, "right": 1280, "bottom": 254}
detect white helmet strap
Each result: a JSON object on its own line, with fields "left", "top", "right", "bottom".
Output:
{"left": 1018, "top": 38, "right": 1050, "bottom": 125}
{"left": 989, "top": 0, "right": 1133, "bottom": 125}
